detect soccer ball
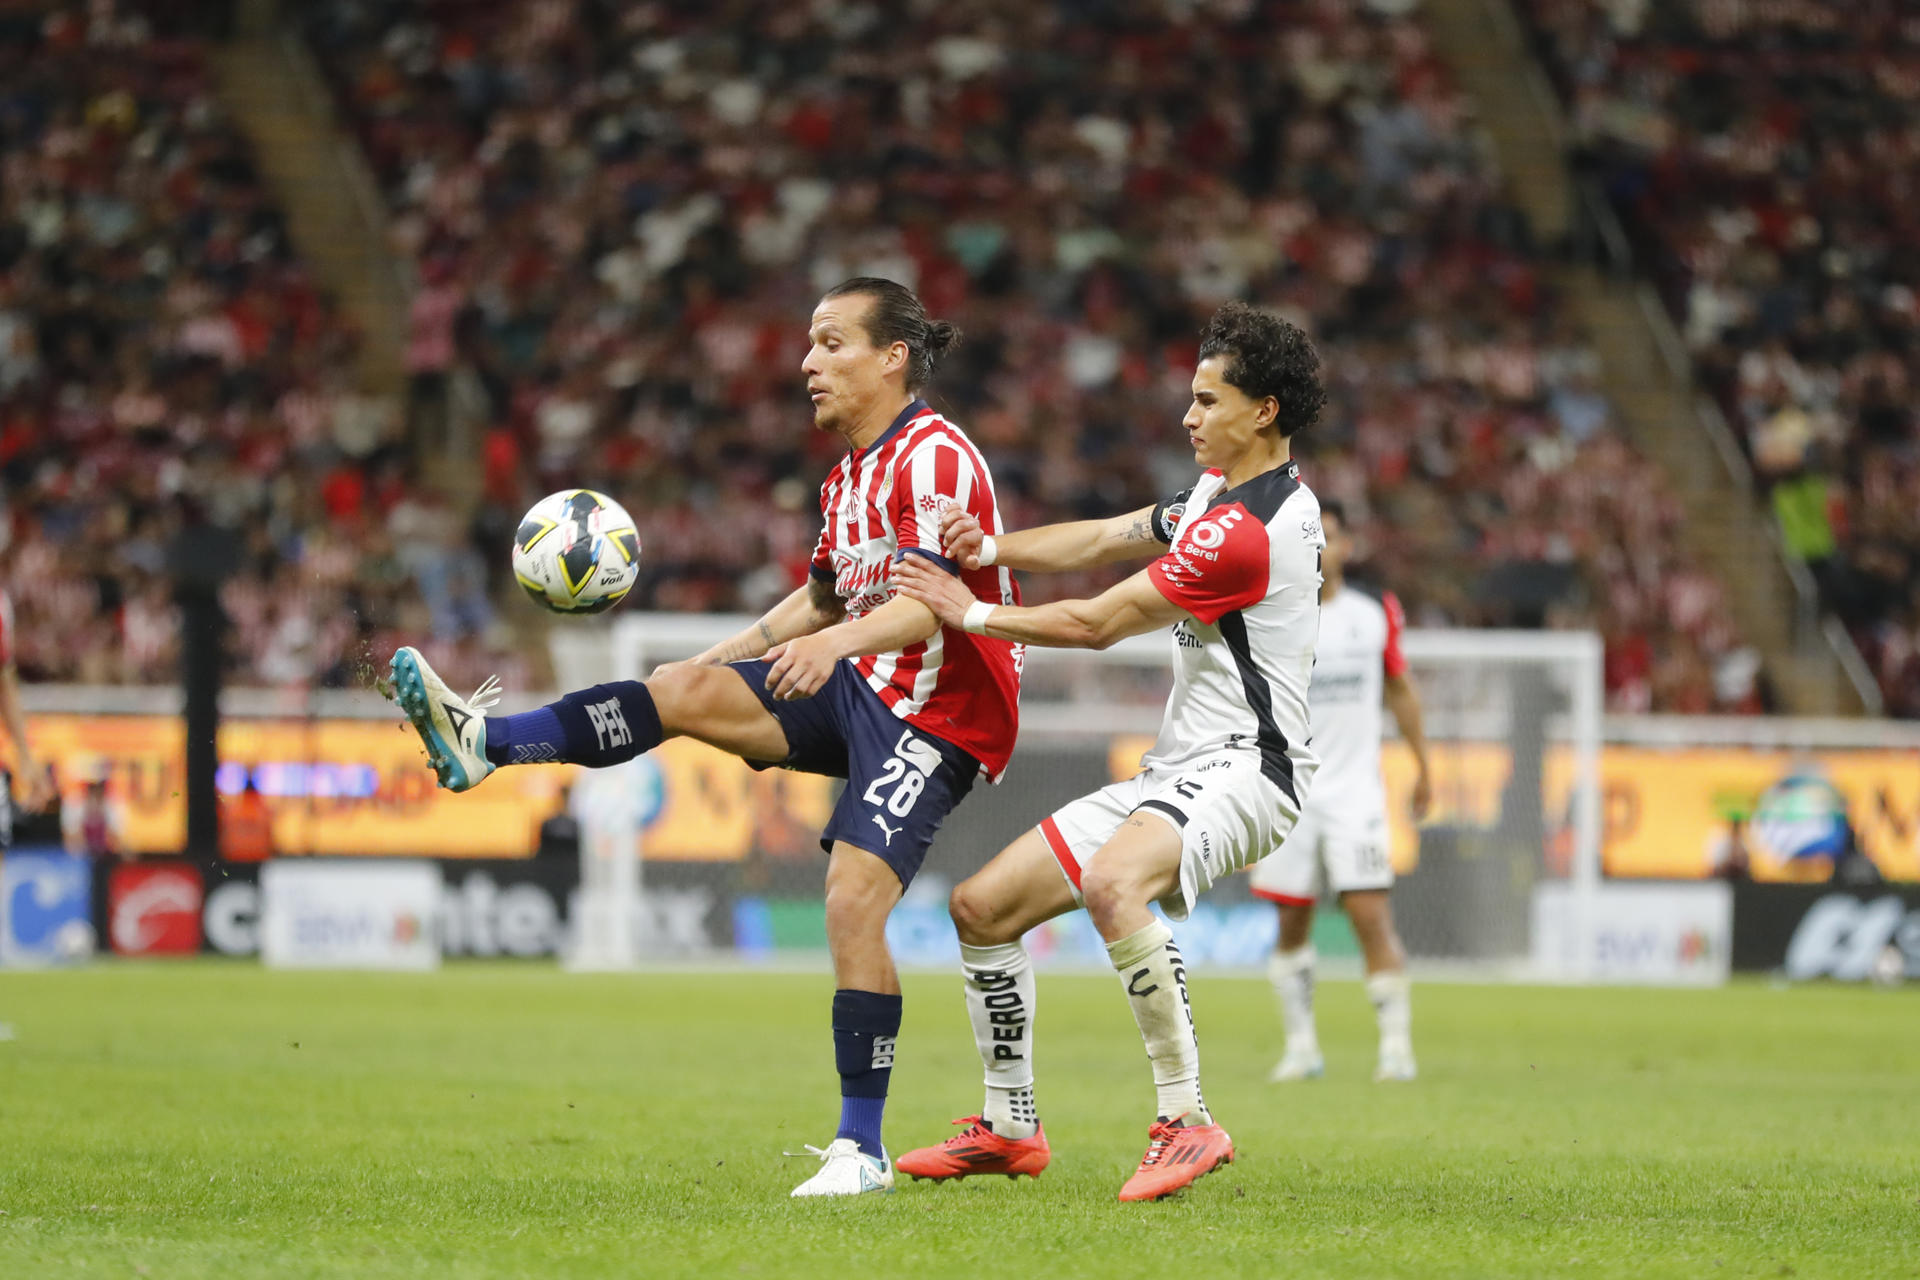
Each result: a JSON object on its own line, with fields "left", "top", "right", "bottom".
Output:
{"left": 511, "top": 489, "right": 642, "bottom": 614}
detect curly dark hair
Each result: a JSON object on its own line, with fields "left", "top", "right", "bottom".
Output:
{"left": 1197, "top": 302, "right": 1326, "bottom": 437}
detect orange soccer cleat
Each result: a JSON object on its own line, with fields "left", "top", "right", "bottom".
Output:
{"left": 896, "top": 1115, "right": 1052, "bottom": 1182}
{"left": 1116, "top": 1117, "right": 1235, "bottom": 1202}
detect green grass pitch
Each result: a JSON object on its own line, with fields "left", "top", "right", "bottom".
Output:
{"left": 1, "top": 963, "right": 1915, "bottom": 1279}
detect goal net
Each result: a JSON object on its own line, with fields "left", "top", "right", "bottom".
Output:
{"left": 551, "top": 616, "right": 1602, "bottom": 979}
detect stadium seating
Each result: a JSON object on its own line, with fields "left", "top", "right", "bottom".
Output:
{"left": 302, "top": 0, "right": 1771, "bottom": 712}
{"left": 1522, "top": 0, "right": 1919, "bottom": 715}
{"left": 0, "top": 3, "right": 524, "bottom": 693}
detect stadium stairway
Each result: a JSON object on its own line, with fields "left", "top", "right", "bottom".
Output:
{"left": 212, "top": 1, "right": 463, "bottom": 492}
{"left": 214, "top": 1, "right": 545, "bottom": 677}
{"left": 1426, "top": 0, "right": 1870, "bottom": 714}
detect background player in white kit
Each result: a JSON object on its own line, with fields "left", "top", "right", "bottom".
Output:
{"left": 1249, "top": 500, "right": 1432, "bottom": 1083}
{"left": 892, "top": 302, "right": 1326, "bottom": 1201}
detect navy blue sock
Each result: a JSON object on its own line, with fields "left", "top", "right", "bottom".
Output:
{"left": 832, "top": 989, "right": 902, "bottom": 1158}
{"left": 484, "top": 681, "right": 663, "bottom": 768}
{"left": 483, "top": 706, "right": 567, "bottom": 766}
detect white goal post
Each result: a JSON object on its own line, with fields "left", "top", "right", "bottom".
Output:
{"left": 553, "top": 615, "right": 1604, "bottom": 979}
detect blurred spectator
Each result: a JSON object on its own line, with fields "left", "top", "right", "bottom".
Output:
{"left": 218, "top": 775, "right": 274, "bottom": 863}
{"left": 1524, "top": 0, "right": 1920, "bottom": 714}
{"left": 64, "top": 772, "right": 126, "bottom": 944}
{"left": 535, "top": 781, "right": 579, "bottom": 861}
{"left": 306, "top": 0, "right": 1760, "bottom": 711}
{"left": 0, "top": 2, "right": 521, "bottom": 695}
{"left": 63, "top": 774, "right": 125, "bottom": 860}
{"left": 1705, "top": 812, "right": 1751, "bottom": 882}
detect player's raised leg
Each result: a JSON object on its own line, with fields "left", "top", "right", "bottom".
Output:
{"left": 895, "top": 829, "right": 1076, "bottom": 1183}
{"left": 389, "top": 647, "right": 790, "bottom": 793}
{"left": 1079, "top": 813, "right": 1234, "bottom": 1203}
{"left": 1342, "top": 888, "right": 1415, "bottom": 1081}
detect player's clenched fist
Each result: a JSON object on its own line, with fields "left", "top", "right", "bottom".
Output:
{"left": 892, "top": 556, "right": 974, "bottom": 630}
{"left": 938, "top": 505, "right": 987, "bottom": 569}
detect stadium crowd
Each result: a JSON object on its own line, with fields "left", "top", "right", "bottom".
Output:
{"left": 1524, "top": 0, "right": 1920, "bottom": 715}
{"left": 306, "top": 0, "right": 1765, "bottom": 712}
{"left": 0, "top": 1, "right": 524, "bottom": 694}
{"left": 0, "top": 0, "right": 1775, "bottom": 713}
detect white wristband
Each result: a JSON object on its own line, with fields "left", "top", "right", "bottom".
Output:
{"left": 977, "top": 534, "right": 998, "bottom": 567}
{"left": 962, "top": 601, "right": 997, "bottom": 635}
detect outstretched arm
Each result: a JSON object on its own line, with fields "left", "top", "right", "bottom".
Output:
{"left": 762, "top": 592, "right": 940, "bottom": 700}
{"left": 894, "top": 556, "right": 1186, "bottom": 650}
{"left": 669, "top": 577, "right": 847, "bottom": 672}
{"left": 940, "top": 504, "right": 1168, "bottom": 574}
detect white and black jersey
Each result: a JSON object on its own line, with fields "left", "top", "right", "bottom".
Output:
{"left": 1140, "top": 461, "right": 1325, "bottom": 808}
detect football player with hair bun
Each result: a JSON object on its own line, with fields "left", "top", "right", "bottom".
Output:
{"left": 392, "top": 278, "right": 1021, "bottom": 1198}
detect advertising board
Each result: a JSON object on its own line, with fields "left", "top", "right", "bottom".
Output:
{"left": 108, "top": 861, "right": 204, "bottom": 955}
{"left": 1731, "top": 884, "right": 1920, "bottom": 981}
{"left": 1530, "top": 881, "right": 1733, "bottom": 984}
{"left": 13, "top": 711, "right": 1919, "bottom": 881}
{"left": 259, "top": 860, "right": 441, "bottom": 970}
{"left": 0, "top": 847, "right": 94, "bottom": 966}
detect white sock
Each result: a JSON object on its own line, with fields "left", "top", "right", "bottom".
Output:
{"left": 961, "top": 941, "right": 1038, "bottom": 1139}
{"left": 1106, "top": 920, "right": 1210, "bottom": 1126}
{"left": 1367, "top": 969, "right": 1412, "bottom": 1057}
{"left": 1268, "top": 945, "right": 1319, "bottom": 1057}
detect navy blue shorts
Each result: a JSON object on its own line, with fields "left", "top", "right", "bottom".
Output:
{"left": 728, "top": 658, "right": 979, "bottom": 885}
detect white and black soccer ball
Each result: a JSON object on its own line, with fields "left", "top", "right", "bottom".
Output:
{"left": 511, "top": 489, "right": 641, "bottom": 615}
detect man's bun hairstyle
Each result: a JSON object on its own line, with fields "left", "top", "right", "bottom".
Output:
{"left": 1198, "top": 301, "right": 1327, "bottom": 437}
{"left": 823, "top": 277, "right": 961, "bottom": 392}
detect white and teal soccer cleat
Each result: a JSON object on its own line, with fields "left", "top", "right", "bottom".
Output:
{"left": 1374, "top": 1047, "right": 1418, "bottom": 1083}
{"left": 389, "top": 646, "right": 502, "bottom": 793}
{"left": 1268, "top": 1046, "right": 1326, "bottom": 1083}
{"left": 789, "top": 1138, "right": 894, "bottom": 1198}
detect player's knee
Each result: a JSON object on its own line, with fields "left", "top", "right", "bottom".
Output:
{"left": 1079, "top": 864, "right": 1143, "bottom": 928}
{"left": 948, "top": 879, "right": 1008, "bottom": 947}
{"left": 824, "top": 863, "right": 897, "bottom": 937}
{"left": 643, "top": 663, "right": 701, "bottom": 726}
{"left": 646, "top": 662, "right": 739, "bottom": 734}
{"left": 1341, "top": 890, "right": 1400, "bottom": 945}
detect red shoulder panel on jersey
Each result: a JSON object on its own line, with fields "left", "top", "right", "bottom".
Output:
{"left": 1147, "top": 500, "right": 1270, "bottom": 626}
{"left": 1382, "top": 590, "right": 1408, "bottom": 679}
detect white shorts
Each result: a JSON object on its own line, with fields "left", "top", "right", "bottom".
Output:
{"left": 1247, "top": 801, "right": 1393, "bottom": 904}
{"left": 1037, "top": 752, "right": 1302, "bottom": 922}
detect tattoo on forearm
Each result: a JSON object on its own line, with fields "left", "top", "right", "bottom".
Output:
{"left": 757, "top": 622, "right": 775, "bottom": 650}
{"left": 1126, "top": 516, "right": 1156, "bottom": 543}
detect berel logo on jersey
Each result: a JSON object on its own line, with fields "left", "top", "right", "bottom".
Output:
{"left": 1185, "top": 507, "right": 1245, "bottom": 550}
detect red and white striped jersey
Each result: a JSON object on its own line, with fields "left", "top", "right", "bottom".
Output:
{"left": 809, "top": 399, "right": 1023, "bottom": 779}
